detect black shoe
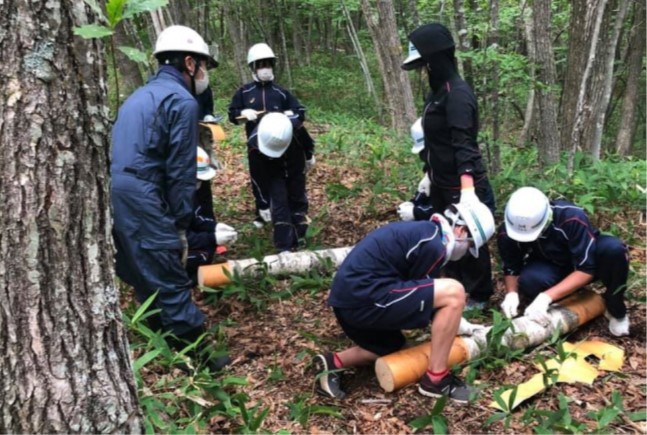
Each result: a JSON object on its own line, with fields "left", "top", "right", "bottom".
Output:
{"left": 313, "top": 353, "right": 346, "bottom": 399}
{"left": 418, "top": 372, "right": 478, "bottom": 403}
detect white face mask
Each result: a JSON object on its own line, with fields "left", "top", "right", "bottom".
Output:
{"left": 256, "top": 67, "right": 274, "bottom": 82}
{"left": 194, "top": 66, "right": 209, "bottom": 95}
{"left": 449, "top": 238, "right": 470, "bottom": 261}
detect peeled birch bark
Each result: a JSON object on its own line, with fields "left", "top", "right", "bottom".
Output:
{"left": 375, "top": 290, "right": 605, "bottom": 392}
{"left": 198, "top": 247, "right": 354, "bottom": 287}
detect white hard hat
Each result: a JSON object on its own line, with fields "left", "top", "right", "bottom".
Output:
{"left": 444, "top": 202, "right": 495, "bottom": 258}
{"left": 153, "top": 25, "right": 217, "bottom": 68}
{"left": 247, "top": 43, "right": 276, "bottom": 66}
{"left": 196, "top": 147, "right": 217, "bottom": 180}
{"left": 257, "top": 113, "right": 293, "bottom": 158}
{"left": 504, "top": 187, "right": 552, "bottom": 242}
{"left": 410, "top": 117, "right": 425, "bottom": 154}
{"left": 401, "top": 41, "right": 424, "bottom": 70}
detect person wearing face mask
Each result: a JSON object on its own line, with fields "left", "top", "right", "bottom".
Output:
{"left": 402, "top": 23, "right": 496, "bottom": 311}
{"left": 111, "top": 25, "right": 231, "bottom": 372}
{"left": 312, "top": 201, "right": 495, "bottom": 402}
{"left": 228, "top": 43, "right": 314, "bottom": 229}
{"left": 185, "top": 147, "right": 238, "bottom": 285}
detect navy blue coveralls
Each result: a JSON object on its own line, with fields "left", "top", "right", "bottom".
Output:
{"left": 186, "top": 181, "right": 218, "bottom": 285}
{"left": 497, "top": 200, "right": 628, "bottom": 318}
{"left": 228, "top": 81, "right": 311, "bottom": 218}
{"left": 247, "top": 117, "right": 313, "bottom": 252}
{"left": 328, "top": 219, "right": 450, "bottom": 355}
{"left": 111, "top": 66, "right": 204, "bottom": 335}
{"left": 422, "top": 76, "right": 496, "bottom": 303}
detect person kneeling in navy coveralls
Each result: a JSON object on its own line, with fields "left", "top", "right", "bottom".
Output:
{"left": 498, "top": 186, "right": 630, "bottom": 336}
{"left": 313, "top": 201, "right": 495, "bottom": 403}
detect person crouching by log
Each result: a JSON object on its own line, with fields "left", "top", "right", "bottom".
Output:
{"left": 248, "top": 112, "right": 311, "bottom": 253}
{"left": 313, "top": 202, "right": 495, "bottom": 402}
{"left": 497, "top": 186, "right": 630, "bottom": 336}
{"left": 185, "top": 147, "right": 238, "bottom": 285}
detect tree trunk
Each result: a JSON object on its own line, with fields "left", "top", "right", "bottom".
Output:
{"left": 566, "top": 0, "right": 608, "bottom": 172}
{"left": 222, "top": 2, "right": 249, "bottom": 85}
{"left": 360, "top": 0, "right": 416, "bottom": 131}
{"left": 581, "top": 0, "right": 629, "bottom": 159}
{"left": 276, "top": 0, "right": 294, "bottom": 90}
{"left": 616, "top": 0, "right": 646, "bottom": 156}
{"left": 453, "top": 0, "right": 471, "bottom": 80}
{"left": 532, "top": 0, "right": 560, "bottom": 165}
{"left": 487, "top": 0, "right": 501, "bottom": 173}
{"left": 0, "top": 1, "right": 141, "bottom": 433}
{"left": 516, "top": 2, "right": 536, "bottom": 149}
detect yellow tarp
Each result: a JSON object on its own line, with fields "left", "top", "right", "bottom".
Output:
{"left": 562, "top": 340, "right": 624, "bottom": 371}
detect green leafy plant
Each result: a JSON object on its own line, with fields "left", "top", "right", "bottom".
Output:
{"left": 286, "top": 394, "right": 342, "bottom": 428}
{"left": 408, "top": 395, "right": 449, "bottom": 433}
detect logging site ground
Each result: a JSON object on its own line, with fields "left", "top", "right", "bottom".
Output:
{"left": 122, "top": 117, "right": 647, "bottom": 434}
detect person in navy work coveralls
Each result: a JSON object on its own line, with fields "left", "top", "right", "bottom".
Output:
{"left": 403, "top": 23, "right": 496, "bottom": 310}
{"left": 313, "top": 202, "right": 495, "bottom": 403}
{"left": 397, "top": 117, "right": 435, "bottom": 222}
{"left": 110, "top": 25, "right": 230, "bottom": 371}
{"left": 497, "top": 186, "right": 630, "bottom": 337}
{"left": 228, "top": 43, "right": 315, "bottom": 228}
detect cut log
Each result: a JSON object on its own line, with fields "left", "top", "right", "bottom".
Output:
{"left": 198, "top": 246, "right": 354, "bottom": 287}
{"left": 375, "top": 290, "right": 605, "bottom": 392}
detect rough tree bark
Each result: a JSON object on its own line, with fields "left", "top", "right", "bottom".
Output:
{"left": 0, "top": 1, "right": 141, "bottom": 432}
{"left": 516, "top": 1, "right": 536, "bottom": 149}
{"left": 453, "top": 0, "right": 472, "bottom": 81}
{"left": 360, "top": 0, "right": 416, "bottom": 131}
{"left": 114, "top": 23, "right": 144, "bottom": 97}
{"left": 222, "top": 2, "right": 249, "bottom": 85}
{"left": 487, "top": 0, "right": 501, "bottom": 173}
{"left": 615, "top": 0, "right": 646, "bottom": 156}
{"left": 532, "top": 0, "right": 560, "bottom": 165}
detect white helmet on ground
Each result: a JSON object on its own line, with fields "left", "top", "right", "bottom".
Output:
{"left": 504, "top": 187, "right": 552, "bottom": 242}
{"left": 257, "top": 113, "right": 293, "bottom": 158}
{"left": 247, "top": 43, "right": 276, "bottom": 67}
{"left": 196, "top": 147, "right": 217, "bottom": 180}
{"left": 444, "top": 201, "right": 495, "bottom": 258}
{"left": 153, "top": 25, "right": 217, "bottom": 68}
{"left": 410, "top": 117, "right": 425, "bottom": 154}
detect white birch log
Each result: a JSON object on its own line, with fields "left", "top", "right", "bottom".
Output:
{"left": 198, "top": 246, "right": 354, "bottom": 287}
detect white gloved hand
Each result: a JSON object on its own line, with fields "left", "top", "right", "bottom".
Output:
{"left": 459, "top": 187, "right": 480, "bottom": 205}
{"left": 418, "top": 173, "right": 431, "bottom": 196}
{"left": 177, "top": 229, "right": 188, "bottom": 267}
{"left": 500, "top": 292, "right": 520, "bottom": 319}
{"left": 259, "top": 208, "right": 272, "bottom": 223}
{"left": 241, "top": 109, "right": 258, "bottom": 121}
{"left": 305, "top": 156, "right": 316, "bottom": 172}
{"left": 397, "top": 202, "right": 415, "bottom": 221}
{"left": 283, "top": 110, "right": 294, "bottom": 116}
{"left": 457, "top": 317, "right": 487, "bottom": 336}
{"left": 524, "top": 293, "right": 553, "bottom": 326}
{"left": 215, "top": 223, "right": 238, "bottom": 246}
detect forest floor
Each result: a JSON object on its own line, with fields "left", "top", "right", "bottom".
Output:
{"left": 132, "top": 122, "right": 647, "bottom": 434}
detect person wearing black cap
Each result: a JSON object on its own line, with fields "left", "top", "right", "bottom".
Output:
{"left": 402, "top": 23, "right": 496, "bottom": 311}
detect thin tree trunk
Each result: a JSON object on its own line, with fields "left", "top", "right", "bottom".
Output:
{"left": 276, "top": 0, "right": 293, "bottom": 90}
{"left": 340, "top": 0, "right": 383, "bottom": 122}
{"left": 453, "top": 0, "right": 470, "bottom": 79}
{"left": 584, "top": 0, "right": 630, "bottom": 159}
{"left": 532, "top": 0, "right": 560, "bottom": 165}
{"left": 488, "top": 0, "right": 501, "bottom": 173}
{"left": 150, "top": 9, "right": 164, "bottom": 36}
{"left": 360, "top": 0, "right": 416, "bottom": 130}
{"left": 222, "top": 2, "right": 248, "bottom": 85}
{"left": 566, "top": 0, "right": 608, "bottom": 172}
{"left": 0, "top": 1, "right": 141, "bottom": 432}
{"left": 516, "top": 2, "right": 536, "bottom": 148}
{"left": 616, "top": 0, "right": 646, "bottom": 156}
{"left": 114, "top": 23, "right": 144, "bottom": 96}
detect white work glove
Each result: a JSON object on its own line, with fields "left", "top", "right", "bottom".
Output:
{"left": 418, "top": 173, "right": 431, "bottom": 196}
{"left": 259, "top": 208, "right": 272, "bottom": 223}
{"left": 241, "top": 109, "right": 258, "bottom": 121}
{"left": 459, "top": 187, "right": 480, "bottom": 205}
{"left": 305, "top": 156, "right": 316, "bottom": 172}
{"left": 500, "top": 292, "right": 520, "bottom": 319}
{"left": 177, "top": 229, "right": 188, "bottom": 267}
{"left": 215, "top": 223, "right": 238, "bottom": 246}
{"left": 524, "top": 293, "right": 553, "bottom": 326}
{"left": 397, "top": 201, "right": 415, "bottom": 221}
{"left": 457, "top": 317, "right": 487, "bottom": 336}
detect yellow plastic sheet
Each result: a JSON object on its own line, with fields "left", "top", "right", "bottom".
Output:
{"left": 562, "top": 340, "right": 624, "bottom": 371}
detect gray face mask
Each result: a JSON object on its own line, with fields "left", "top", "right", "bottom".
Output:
{"left": 194, "top": 66, "right": 209, "bottom": 95}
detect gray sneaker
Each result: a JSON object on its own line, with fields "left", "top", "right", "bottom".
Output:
{"left": 418, "top": 372, "right": 478, "bottom": 403}
{"left": 313, "top": 353, "right": 346, "bottom": 399}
